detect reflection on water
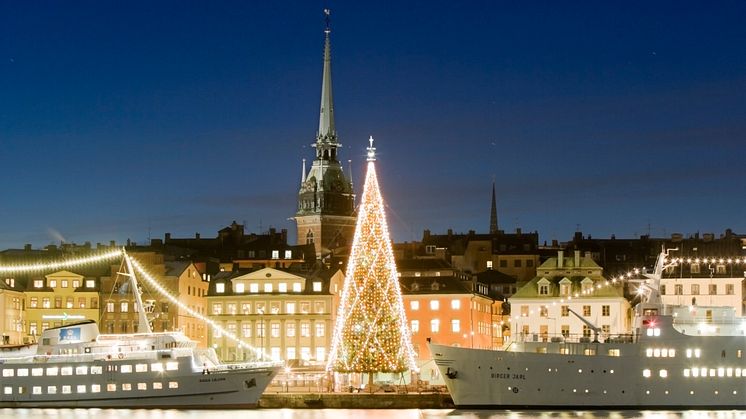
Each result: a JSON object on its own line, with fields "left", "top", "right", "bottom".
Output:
{"left": 2, "top": 409, "right": 746, "bottom": 419}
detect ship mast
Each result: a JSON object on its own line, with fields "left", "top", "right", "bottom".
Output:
{"left": 118, "top": 250, "right": 152, "bottom": 334}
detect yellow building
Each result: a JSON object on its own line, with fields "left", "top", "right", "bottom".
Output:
{"left": 24, "top": 270, "right": 100, "bottom": 339}
{"left": 0, "top": 277, "right": 25, "bottom": 344}
{"left": 206, "top": 267, "right": 343, "bottom": 364}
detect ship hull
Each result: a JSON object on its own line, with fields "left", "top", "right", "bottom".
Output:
{"left": 430, "top": 341, "right": 746, "bottom": 409}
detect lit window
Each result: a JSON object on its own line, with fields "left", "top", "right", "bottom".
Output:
{"left": 430, "top": 300, "right": 439, "bottom": 310}
{"left": 17, "top": 369, "right": 28, "bottom": 377}
{"left": 61, "top": 367, "right": 73, "bottom": 376}
{"left": 646, "top": 348, "right": 653, "bottom": 357}
{"left": 684, "top": 369, "right": 690, "bottom": 377}
{"left": 315, "top": 323, "right": 325, "bottom": 337}
{"left": 411, "top": 320, "right": 419, "bottom": 333}
{"left": 135, "top": 364, "right": 148, "bottom": 373}
{"left": 234, "top": 283, "right": 244, "bottom": 293}
{"left": 122, "top": 384, "right": 132, "bottom": 391}
{"left": 46, "top": 367, "right": 58, "bottom": 376}
{"left": 3, "top": 387, "right": 10, "bottom": 395}
{"left": 694, "top": 349, "right": 701, "bottom": 358}
{"left": 451, "top": 319, "right": 460, "bottom": 332}
{"left": 153, "top": 382, "right": 163, "bottom": 390}
{"left": 293, "top": 283, "right": 302, "bottom": 292}
{"left": 61, "top": 280, "right": 68, "bottom": 288}
{"left": 451, "top": 299, "right": 461, "bottom": 310}
{"left": 91, "top": 384, "right": 101, "bottom": 393}
{"left": 77, "top": 384, "right": 86, "bottom": 393}
{"left": 86, "top": 279, "right": 95, "bottom": 288}
{"left": 121, "top": 301, "right": 129, "bottom": 313}
{"left": 48, "top": 386, "right": 57, "bottom": 394}
{"left": 73, "top": 280, "right": 80, "bottom": 288}
{"left": 150, "top": 363, "right": 163, "bottom": 372}
{"left": 250, "top": 283, "right": 259, "bottom": 293}
{"left": 62, "top": 386, "right": 71, "bottom": 394}
{"left": 411, "top": 301, "right": 420, "bottom": 310}
{"left": 31, "top": 368, "right": 43, "bottom": 377}
{"left": 49, "top": 280, "right": 57, "bottom": 288}
{"left": 264, "top": 283, "right": 273, "bottom": 293}
{"left": 169, "top": 382, "right": 179, "bottom": 389}
{"left": 431, "top": 319, "right": 440, "bottom": 333}
{"left": 32, "top": 386, "right": 42, "bottom": 395}
{"left": 286, "top": 302, "right": 295, "bottom": 314}
{"left": 285, "top": 250, "right": 292, "bottom": 259}
{"left": 121, "top": 365, "right": 132, "bottom": 373}
{"left": 34, "top": 280, "right": 43, "bottom": 288}
{"left": 166, "top": 362, "right": 178, "bottom": 371}
{"left": 212, "top": 303, "right": 223, "bottom": 315}
{"left": 272, "top": 250, "right": 279, "bottom": 259}
{"left": 642, "top": 369, "right": 651, "bottom": 378}
{"left": 279, "top": 283, "right": 287, "bottom": 293}
{"left": 138, "top": 383, "right": 147, "bottom": 390}
{"left": 659, "top": 369, "right": 668, "bottom": 378}
{"left": 75, "top": 366, "right": 88, "bottom": 375}
{"left": 313, "top": 282, "right": 322, "bottom": 292}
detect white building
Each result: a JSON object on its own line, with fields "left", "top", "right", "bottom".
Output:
{"left": 510, "top": 251, "right": 631, "bottom": 342}
{"left": 660, "top": 261, "right": 745, "bottom": 315}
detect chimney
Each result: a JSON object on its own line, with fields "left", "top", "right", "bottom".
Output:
{"left": 423, "top": 229, "right": 431, "bottom": 240}
{"left": 195, "top": 233, "right": 200, "bottom": 239}
{"left": 24, "top": 244, "right": 31, "bottom": 251}
{"left": 516, "top": 228, "right": 522, "bottom": 235}
{"left": 574, "top": 250, "right": 580, "bottom": 267}
{"left": 558, "top": 250, "right": 564, "bottom": 268}
{"left": 109, "top": 240, "right": 116, "bottom": 247}
{"left": 165, "top": 233, "right": 171, "bottom": 242}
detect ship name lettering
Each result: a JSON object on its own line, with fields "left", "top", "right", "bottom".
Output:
{"left": 199, "top": 377, "right": 226, "bottom": 383}
{"left": 491, "top": 373, "right": 525, "bottom": 380}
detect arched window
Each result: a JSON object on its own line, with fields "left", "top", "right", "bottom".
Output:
{"left": 306, "top": 230, "right": 314, "bottom": 245}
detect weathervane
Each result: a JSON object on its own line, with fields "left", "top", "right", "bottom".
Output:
{"left": 324, "top": 8, "right": 331, "bottom": 34}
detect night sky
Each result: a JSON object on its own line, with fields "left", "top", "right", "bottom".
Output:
{"left": 2, "top": 1, "right": 745, "bottom": 250}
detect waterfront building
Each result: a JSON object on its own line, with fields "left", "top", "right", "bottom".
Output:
{"left": 206, "top": 266, "right": 344, "bottom": 365}
{"left": 24, "top": 270, "right": 100, "bottom": 340}
{"left": 293, "top": 12, "right": 356, "bottom": 259}
{"left": 0, "top": 277, "right": 25, "bottom": 344}
{"left": 510, "top": 250, "right": 631, "bottom": 342}
{"left": 401, "top": 274, "right": 493, "bottom": 385}
{"left": 660, "top": 262, "right": 745, "bottom": 316}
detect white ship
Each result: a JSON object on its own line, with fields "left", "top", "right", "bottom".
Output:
{"left": 0, "top": 254, "right": 280, "bottom": 408}
{"left": 430, "top": 250, "right": 746, "bottom": 409}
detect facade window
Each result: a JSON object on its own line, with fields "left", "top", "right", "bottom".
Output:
{"left": 34, "top": 280, "right": 43, "bottom": 288}
{"left": 430, "top": 300, "right": 439, "bottom": 310}
{"left": 726, "top": 284, "right": 735, "bottom": 295}
{"left": 30, "top": 297, "right": 38, "bottom": 308}
{"left": 306, "top": 231, "right": 314, "bottom": 245}
{"left": 287, "top": 347, "right": 296, "bottom": 360}
{"left": 540, "top": 306, "right": 548, "bottom": 317}
{"left": 241, "top": 303, "right": 251, "bottom": 314}
{"left": 411, "top": 301, "right": 420, "bottom": 310}
{"left": 313, "top": 282, "right": 322, "bottom": 292}
{"left": 560, "top": 283, "right": 571, "bottom": 296}
{"left": 451, "top": 299, "right": 460, "bottom": 310}
{"left": 264, "top": 283, "right": 273, "bottom": 293}
{"left": 602, "top": 305, "right": 610, "bottom": 316}
{"left": 49, "top": 280, "right": 57, "bottom": 288}
{"left": 316, "top": 347, "right": 325, "bottom": 362}
{"left": 212, "top": 303, "right": 222, "bottom": 315}
{"left": 278, "top": 283, "right": 287, "bottom": 293}
{"left": 256, "top": 323, "right": 264, "bottom": 338}
{"left": 271, "top": 250, "right": 279, "bottom": 259}
{"left": 286, "top": 302, "right": 296, "bottom": 314}
{"left": 527, "top": 259, "right": 534, "bottom": 268}
{"left": 234, "top": 283, "right": 244, "bottom": 293}
{"left": 300, "top": 323, "right": 310, "bottom": 337}
{"left": 270, "top": 302, "right": 280, "bottom": 314}
{"left": 521, "top": 305, "right": 529, "bottom": 317}
{"left": 709, "top": 284, "right": 717, "bottom": 295}
{"left": 248, "top": 283, "right": 258, "bottom": 293}
{"left": 691, "top": 263, "right": 700, "bottom": 274}
{"left": 430, "top": 319, "right": 440, "bottom": 333}
{"left": 514, "top": 259, "right": 522, "bottom": 268}
{"left": 486, "top": 261, "right": 493, "bottom": 269}
{"left": 106, "top": 302, "right": 115, "bottom": 313}
{"left": 61, "top": 280, "right": 68, "bottom": 288}
{"left": 561, "top": 305, "right": 569, "bottom": 317}
{"left": 315, "top": 322, "right": 324, "bottom": 337}
{"left": 66, "top": 297, "right": 74, "bottom": 309}
{"left": 73, "top": 280, "right": 80, "bottom": 288}
{"left": 85, "top": 279, "right": 94, "bottom": 288}
{"left": 242, "top": 324, "right": 251, "bottom": 338}
{"left": 120, "top": 302, "right": 129, "bottom": 313}
{"left": 42, "top": 298, "right": 50, "bottom": 308}
{"left": 216, "top": 283, "right": 225, "bottom": 293}
{"left": 227, "top": 303, "right": 237, "bottom": 314}
{"left": 717, "top": 265, "right": 727, "bottom": 274}
{"left": 55, "top": 297, "right": 62, "bottom": 308}
{"left": 691, "top": 284, "right": 700, "bottom": 295}
{"left": 411, "top": 320, "right": 419, "bottom": 333}
{"left": 582, "top": 325, "right": 591, "bottom": 338}
{"left": 271, "top": 323, "right": 280, "bottom": 338}
{"left": 451, "top": 319, "right": 460, "bottom": 333}
{"left": 660, "top": 285, "right": 666, "bottom": 295}
{"left": 300, "top": 302, "right": 310, "bottom": 313}
{"left": 285, "top": 250, "right": 292, "bottom": 259}
{"left": 583, "top": 305, "right": 591, "bottom": 317}
{"left": 293, "top": 283, "right": 302, "bottom": 293}
{"left": 499, "top": 260, "right": 508, "bottom": 268}
{"left": 539, "top": 285, "right": 549, "bottom": 295}
{"left": 675, "top": 284, "right": 683, "bottom": 295}
{"left": 78, "top": 297, "right": 86, "bottom": 308}
{"left": 315, "top": 301, "right": 325, "bottom": 313}
{"left": 287, "top": 323, "right": 295, "bottom": 337}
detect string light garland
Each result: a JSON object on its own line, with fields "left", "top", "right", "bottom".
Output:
{"left": 327, "top": 138, "right": 417, "bottom": 373}
{"left": 0, "top": 249, "right": 124, "bottom": 273}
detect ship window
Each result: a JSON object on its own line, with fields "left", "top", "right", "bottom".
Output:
{"left": 701, "top": 367, "right": 708, "bottom": 377}
{"left": 684, "top": 369, "right": 690, "bottom": 377}
{"left": 153, "top": 382, "right": 163, "bottom": 390}
{"left": 166, "top": 362, "right": 178, "bottom": 371}
{"left": 2, "top": 369, "right": 13, "bottom": 377}
{"left": 135, "top": 364, "right": 148, "bottom": 373}
{"left": 151, "top": 363, "right": 163, "bottom": 372}
{"left": 727, "top": 368, "right": 734, "bottom": 377}
{"left": 77, "top": 384, "right": 86, "bottom": 393}
{"left": 121, "top": 365, "right": 133, "bottom": 373}
{"left": 91, "top": 384, "right": 101, "bottom": 393}
{"left": 31, "top": 368, "right": 43, "bottom": 377}
{"left": 659, "top": 369, "right": 668, "bottom": 378}
{"left": 742, "top": 369, "right": 746, "bottom": 376}
{"left": 62, "top": 385, "right": 71, "bottom": 394}
{"left": 32, "top": 386, "right": 42, "bottom": 395}
{"left": 91, "top": 366, "right": 103, "bottom": 374}
{"left": 608, "top": 349, "right": 620, "bottom": 356}
{"left": 169, "top": 381, "right": 179, "bottom": 389}
{"left": 738, "top": 350, "right": 742, "bottom": 358}
{"left": 718, "top": 368, "right": 725, "bottom": 377}
{"left": 17, "top": 368, "right": 28, "bottom": 377}
{"left": 694, "top": 349, "right": 701, "bottom": 358}
{"left": 646, "top": 348, "right": 653, "bottom": 357}
{"left": 61, "top": 367, "right": 73, "bottom": 376}
{"left": 692, "top": 368, "right": 700, "bottom": 377}
{"left": 2, "top": 387, "right": 10, "bottom": 395}
{"left": 138, "top": 383, "right": 147, "bottom": 390}
{"left": 642, "top": 369, "right": 651, "bottom": 378}
{"left": 75, "top": 366, "right": 88, "bottom": 375}
{"left": 107, "top": 384, "right": 117, "bottom": 392}
{"left": 122, "top": 383, "right": 132, "bottom": 391}
{"left": 653, "top": 349, "right": 660, "bottom": 357}
{"left": 47, "top": 386, "right": 57, "bottom": 394}
{"left": 46, "top": 367, "right": 58, "bottom": 376}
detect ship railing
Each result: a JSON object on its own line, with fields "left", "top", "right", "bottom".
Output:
{"left": 202, "top": 360, "right": 282, "bottom": 373}
{"left": 514, "top": 332, "right": 636, "bottom": 345}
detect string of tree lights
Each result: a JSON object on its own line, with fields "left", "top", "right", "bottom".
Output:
{"left": 516, "top": 255, "right": 746, "bottom": 321}
{"left": 0, "top": 249, "right": 267, "bottom": 361}
{"left": 327, "top": 137, "right": 418, "bottom": 374}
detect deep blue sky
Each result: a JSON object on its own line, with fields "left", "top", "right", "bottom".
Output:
{"left": 1, "top": 1, "right": 745, "bottom": 250}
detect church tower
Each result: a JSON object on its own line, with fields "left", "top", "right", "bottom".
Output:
{"left": 294, "top": 9, "right": 356, "bottom": 258}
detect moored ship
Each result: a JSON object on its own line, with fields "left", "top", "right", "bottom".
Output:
{"left": 0, "top": 253, "right": 280, "bottom": 408}
{"left": 430, "top": 250, "right": 746, "bottom": 409}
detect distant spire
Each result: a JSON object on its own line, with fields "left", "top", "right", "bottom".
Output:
{"left": 317, "top": 8, "right": 336, "bottom": 143}
{"left": 489, "top": 180, "right": 499, "bottom": 234}
{"left": 301, "top": 158, "right": 307, "bottom": 183}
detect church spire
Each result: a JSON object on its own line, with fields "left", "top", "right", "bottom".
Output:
{"left": 317, "top": 8, "right": 336, "bottom": 145}
{"left": 489, "top": 180, "right": 499, "bottom": 234}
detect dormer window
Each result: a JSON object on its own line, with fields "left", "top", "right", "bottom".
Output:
{"left": 581, "top": 277, "right": 594, "bottom": 294}
{"left": 285, "top": 250, "right": 292, "bottom": 259}
{"left": 250, "top": 283, "right": 259, "bottom": 293}
{"left": 271, "top": 250, "right": 279, "bottom": 259}
{"left": 5, "top": 278, "right": 14, "bottom": 287}
{"left": 559, "top": 278, "right": 572, "bottom": 297}
{"left": 431, "top": 282, "right": 440, "bottom": 291}
{"left": 234, "top": 283, "right": 245, "bottom": 293}
{"left": 411, "top": 283, "right": 420, "bottom": 292}
{"left": 538, "top": 278, "right": 551, "bottom": 296}
{"left": 216, "top": 283, "right": 225, "bottom": 294}
{"left": 34, "top": 280, "right": 43, "bottom": 288}
{"left": 86, "top": 280, "right": 95, "bottom": 288}
{"left": 264, "top": 283, "right": 273, "bottom": 293}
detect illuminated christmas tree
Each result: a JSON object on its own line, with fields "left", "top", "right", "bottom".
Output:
{"left": 327, "top": 137, "right": 417, "bottom": 374}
